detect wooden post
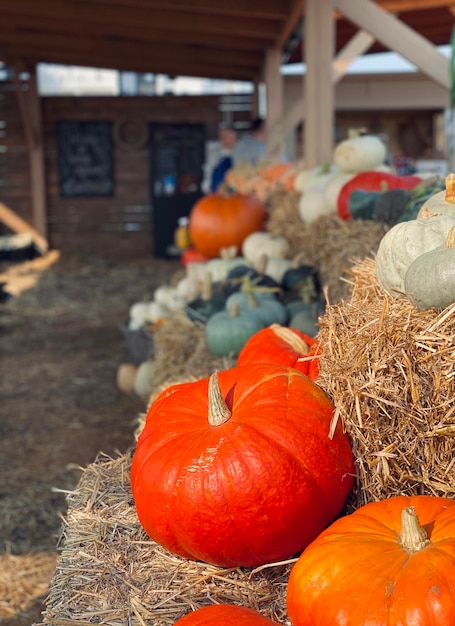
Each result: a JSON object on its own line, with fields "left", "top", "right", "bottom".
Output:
{"left": 264, "top": 46, "right": 284, "bottom": 161}
{"left": 304, "top": 0, "right": 335, "bottom": 167}
{"left": 12, "top": 62, "right": 48, "bottom": 242}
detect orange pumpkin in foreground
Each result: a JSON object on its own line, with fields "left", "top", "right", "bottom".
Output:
{"left": 287, "top": 495, "right": 455, "bottom": 626}
{"left": 173, "top": 604, "right": 279, "bottom": 625}
{"left": 131, "top": 364, "right": 354, "bottom": 567}
{"left": 189, "top": 192, "right": 266, "bottom": 258}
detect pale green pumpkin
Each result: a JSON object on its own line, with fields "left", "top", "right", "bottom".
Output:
{"left": 375, "top": 214, "right": 455, "bottom": 297}
{"left": 205, "top": 301, "right": 263, "bottom": 357}
{"left": 404, "top": 226, "right": 455, "bottom": 310}
{"left": 226, "top": 291, "right": 288, "bottom": 327}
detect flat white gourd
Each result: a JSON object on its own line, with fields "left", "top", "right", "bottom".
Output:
{"left": 334, "top": 133, "right": 386, "bottom": 173}
{"left": 242, "top": 231, "right": 290, "bottom": 266}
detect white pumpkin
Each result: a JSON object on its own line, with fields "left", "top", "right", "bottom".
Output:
{"left": 175, "top": 276, "right": 200, "bottom": 302}
{"left": 153, "top": 285, "right": 186, "bottom": 312}
{"left": 294, "top": 163, "right": 338, "bottom": 194}
{"left": 116, "top": 363, "right": 138, "bottom": 394}
{"left": 375, "top": 214, "right": 455, "bottom": 296}
{"left": 205, "top": 256, "right": 248, "bottom": 282}
{"left": 298, "top": 186, "right": 334, "bottom": 223}
{"left": 242, "top": 231, "right": 290, "bottom": 266}
{"left": 260, "top": 256, "right": 293, "bottom": 283}
{"left": 128, "top": 301, "right": 151, "bottom": 330}
{"left": 134, "top": 359, "right": 157, "bottom": 402}
{"left": 334, "top": 133, "right": 386, "bottom": 173}
{"left": 323, "top": 171, "right": 357, "bottom": 211}
{"left": 146, "top": 300, "right": 170, "bottom": 322}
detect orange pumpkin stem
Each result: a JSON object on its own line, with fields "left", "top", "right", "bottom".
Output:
{"left": 208, "top": 371, "right": 232, "bottom": 426}
{"left": 400, "top": 506, "right": 430, "bottom": 553}
{"left": 444, "top": 173, "right": 455, "bottom": 204}
{"left": 271, "top": 324, "right": 310, "bottom": 355}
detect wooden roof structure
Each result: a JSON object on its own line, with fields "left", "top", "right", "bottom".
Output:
{"left": 0, "top": 0, "right": 453, "bottom": 82}
{"left": 0, "top": 0, "right": 454, "bottom": 241}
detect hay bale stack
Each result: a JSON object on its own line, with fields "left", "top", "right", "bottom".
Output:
{"left": 267, "top": 191, "right": 388, "bottom": 302}
{"left": 140, "top": 314, "right": 234, "bottom": 400}
{"left": 40, "top": 453, "right": 291, "bottom": 626}
{"left": 317, "top": 256, "right": 455, "bottom": 510}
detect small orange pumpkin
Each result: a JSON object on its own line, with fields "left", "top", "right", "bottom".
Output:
{"left": 237, "top": 324, "right": 321, "bottom": 381}
{"left": 189, "top": 192, "right": 266, "bottom": 258}
{"left": 287, "top": 495, "right": 455, "bottom": 626}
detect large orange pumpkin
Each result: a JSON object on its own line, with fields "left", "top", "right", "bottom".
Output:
{"left": 173, "top": 604, "right": 278, "bottom": 625}
{"left": 131, "top": 364, "right": 354, "bottom": 568}
{"left": 189, "top": 192, "right": 266, "bottom": 258}
{"left": 287, "top": 495, "right": 455, "bottom": 626}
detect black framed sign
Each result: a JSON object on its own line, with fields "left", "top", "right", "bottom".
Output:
{"left": 57, "top": 120, "right": 114, "bottom": 197}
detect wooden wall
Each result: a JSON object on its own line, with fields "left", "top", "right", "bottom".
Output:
{"left": 0, "top": 89, "right": 229, "bottom": 258}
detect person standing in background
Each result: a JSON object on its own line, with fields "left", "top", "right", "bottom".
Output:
{"left": 231, "top": 117, "right": 267, "bottom": 166}
{"left": 210, "top": 124, "right": 237, "bottom": 192}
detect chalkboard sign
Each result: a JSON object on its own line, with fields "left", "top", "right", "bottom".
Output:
{"left": 57, "top": 120, "right": 114, "bottom": 197}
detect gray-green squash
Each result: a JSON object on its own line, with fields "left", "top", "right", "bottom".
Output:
{"left": 404, "top": 226, "right": 455, "bottom": 310}
{"left": 205, "top": 301, "right": 263, "bottom": 357}
{"left": 226, "top": 291, "right": 288, "bottom": 327}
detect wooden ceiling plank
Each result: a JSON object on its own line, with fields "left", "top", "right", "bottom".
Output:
{"left": 0, "top": 29, "right": 263, "bottom": 69}
{"left": 335, "top": 0, "right": 450, "bottom": 88}
{"left": 1, "top": 0, "right": 281, "bottom": 40}
{"left": 74, "top": 0, "right": 292, "bottom": 20}
{"left": 376, "top": 0, "right": 455, "bottom": 11}
{"left": 0, "top": 13, "right": 272, "bottom": 52}
{"left": 3, "top": 41, "right": 259, "bottom": 80}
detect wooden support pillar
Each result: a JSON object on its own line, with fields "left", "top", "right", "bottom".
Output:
{"left": 304, "top": 0, "right": 335, "bottom": 167}
{"left": 12, "top": 62, "right": 48, "bottom": 242}
{"left": 264, "top": 46, "right": 284, "bottom": 161}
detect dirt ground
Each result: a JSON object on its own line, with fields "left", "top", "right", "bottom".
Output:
{"left": 0, "top": 250, "right": 181, "bottom": 626}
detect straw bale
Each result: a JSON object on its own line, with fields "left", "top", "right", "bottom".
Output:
{"left": 0, "top": 551, "right": 58, "bottom": 618}
{"left": 135, "top": 314, "right": 235, "bottom": 410}
{"left": 40, "top": 453, "right": 293, "bottom": 626}
{"left": 316, "top": 256, "right": 455, "bottom": 510}
{"left": 266, "top": 190, "right": 388, "bottom": 302}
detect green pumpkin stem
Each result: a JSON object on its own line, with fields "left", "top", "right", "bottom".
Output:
{"left": 208, "top": 371, "right": 232, "bottom": 426}
{"left": 400, "top": 506, "right": 430, "bottom": 553}
{"left": 445, "top": 226, "right": 455, "bottom": 248}
{"left": 444, "top": 173, "right": 455, "bottom": 204}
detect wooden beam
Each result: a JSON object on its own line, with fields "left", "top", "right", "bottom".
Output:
{"left": 376, "top": 0, "right": 455, "bottom": 11}
{"left": 332, "top": 29, "right": 375, "bottom": 81}
{"left": 1, "top": 0, "right": 281, "bottom": 40}
{"left": 334, "top": 0, "right": 450, "bottom": 89}
{"left": 0, "top": 13, "right": 274, "bottom": 53}
{"left": 269, "top": 28, "right": 375, "bottom": 155}
{"left": 304, "top": 0, "right": 335, "bottom": 167}
{"left": 74, "top": 0, "right": 292, "bottom": 20}
{"left": 264, "top": 47, "right": 284, "bottom": 160}
{"left": 276, "top": 0, "right": 304, "bottom": 49}
{"left": 11, "top": 63, "right": 48, "bottom": 242}
{"left": 4, "top": 44, "right": 259, "bottom": 80}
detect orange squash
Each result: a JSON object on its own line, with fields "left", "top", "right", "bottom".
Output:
{"left": 287, "top": 495, "right": 455, "bottom": 626}
{"left": 189, "top": 192, "right": 266, "bottom": 258}
{"left": 131, "top": 364, "right": 355, "bottom": 567}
